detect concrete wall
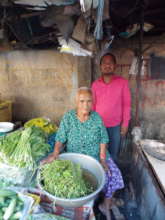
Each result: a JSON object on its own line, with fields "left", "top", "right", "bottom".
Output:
{"left": 0, "top": 50, "right": 91, "bottom": 123}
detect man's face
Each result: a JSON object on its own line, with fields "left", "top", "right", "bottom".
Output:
{"left": 100, "top": 55, "right": 116, "bottom": 75}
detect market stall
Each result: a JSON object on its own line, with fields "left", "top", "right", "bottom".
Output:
{"left": 0, "top": 0, "right": 165, "bottom": 220}
{"left": 0, "top": 117, "right": 104, "bottom": 220}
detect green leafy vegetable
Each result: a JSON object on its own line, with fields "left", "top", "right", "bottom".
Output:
{"left": 40, "top": 160, "right": 94, "bottom": 199}
{"left": 0, "top": 126, "right": 50, "bottom": 168}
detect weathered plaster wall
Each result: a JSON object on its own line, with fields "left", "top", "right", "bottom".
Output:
{"left": 0, "top": 50, "right": 91, "bottom": 123}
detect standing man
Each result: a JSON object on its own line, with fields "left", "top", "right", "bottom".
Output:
{"left": 92, "top": 53, "right": 131, "bottom": 163}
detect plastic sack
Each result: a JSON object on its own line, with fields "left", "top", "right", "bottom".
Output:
{"left": 28, "top": 213, "right": 70, "bottom": 220}
{"left": 58, "top": 37, "right": 92, "bottom": 56}
{"left": 19, "top": 192, "right": 34, "bottom": 220}
{"left": 15, "top": 0, "right": 77, "bottom": 11}
{"left": 80, "top": 0, "right": 98, "bottom": 12}
{"left": 0, "top": 162, "right": 35, "bottom": 186}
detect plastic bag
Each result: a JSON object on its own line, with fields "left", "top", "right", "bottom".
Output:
{"left": 0, "top": 162, "right": 35, "bottom": 186}
{"left": 0, "top": 187, "right": 34, "bottom": 220}
{"left": 80, "top": 0, "right": 98, "bottom": 12}
{"left": 58, "top": 37, "right": 92, "bottom": 56}
{"left": 19, "top": 192, "right": 34, "bottom": 220}
{"left": 28, "top": 213, "right": 70, "bottom": 220}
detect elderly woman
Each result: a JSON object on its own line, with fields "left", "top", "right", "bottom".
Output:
{"left": 42, "top": 87, "right": 124, "bottom": 220}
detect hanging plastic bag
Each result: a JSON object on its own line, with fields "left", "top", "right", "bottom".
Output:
{"left": 79, "top": 0, "right": 98, "bottom": 12}
{"left": 58, "top": 37, "right": 92, "bottom": 56}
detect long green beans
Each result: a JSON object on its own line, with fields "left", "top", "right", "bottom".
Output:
{"left": 40, "top": 160, "right": 94, "bottom": 199}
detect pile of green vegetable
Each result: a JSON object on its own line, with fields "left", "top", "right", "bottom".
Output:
{"left": 24, "top": 117, "right": 58, "bottom": 135}
{"left": 0, "top": 189, "right": 24, "bottom": 220}
{"left": 0, "top": 126, "right": 50, "bottom": 168}
{"left": 40, "top": 160, "right": 94, "bottom": 199}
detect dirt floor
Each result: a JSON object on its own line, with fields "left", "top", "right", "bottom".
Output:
{"left": 94, "top": 149, "right": 141, "bottom": 220}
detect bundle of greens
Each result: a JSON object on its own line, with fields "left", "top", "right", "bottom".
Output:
{"left": 0, "top": 126, "right": 50, "bottom": 168}
{"left": 0, "top": 130, "right": 22, "bottom": 162}
{"left": 40, "top": 160, "right": 94, "bottom": 199}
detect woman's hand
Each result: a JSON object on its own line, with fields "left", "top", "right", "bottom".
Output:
{"left": 100, "top": 159, "right": 110, "bottom": 173}
{"left": 40, "top": 153, "right": 58, "bottom": 165}
{"left": 41, "top": 141, "right": 62, "bottom": 165}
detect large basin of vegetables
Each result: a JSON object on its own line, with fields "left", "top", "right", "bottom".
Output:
{"left": 37, "top": 153, "right": 106, "bottom": 208}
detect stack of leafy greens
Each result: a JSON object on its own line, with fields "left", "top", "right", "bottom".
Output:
{"left": 40, "top": 160, "right": 94, "bottom": 199}
{"left": 0, "top": 126, "right": 50, "bottom": 168}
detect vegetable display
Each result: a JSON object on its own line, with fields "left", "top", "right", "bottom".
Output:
{"left": 24, "top": 118, "right": 58, "bottom": 135}
{"left": 0, "top": 126, "right": 50, "bottom": 185}
{"left": 0, "top": 189, "right": 24, "bottom": 220}
{"left": 40, "top": 160, "right": 94, "bottom": 199}
{"left": 0, "top": 126, "right": 50, "bottom": 168}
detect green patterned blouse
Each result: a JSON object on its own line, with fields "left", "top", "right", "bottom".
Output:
{"left": 56, "top": 110, "right": 109, "bottom": 160}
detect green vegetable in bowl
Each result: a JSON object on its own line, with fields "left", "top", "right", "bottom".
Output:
{"left": 40, "top": 159, "right": 94, "bottom": 199}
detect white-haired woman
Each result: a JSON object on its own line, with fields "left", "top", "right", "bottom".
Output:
{"left": 42, "top": 87, "right": 124, "bottom": 220}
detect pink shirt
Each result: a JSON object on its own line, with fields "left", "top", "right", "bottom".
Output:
{"left": 91, "top": 75, "right": 131, "bottom": 128}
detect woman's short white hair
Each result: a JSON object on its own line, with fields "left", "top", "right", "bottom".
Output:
{"left": 77, "top": 87, "right": 92, "bottom": 93}
{"left": 76, "top": 87, "right": 92, "bottom": 100}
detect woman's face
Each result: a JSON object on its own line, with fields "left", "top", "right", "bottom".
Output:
{"left": 76, "top": 93, "right": 92, "bottom": 114}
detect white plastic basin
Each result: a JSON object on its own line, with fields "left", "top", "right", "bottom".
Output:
{"left": 0, "top": 122, "right": 14, "bottom": 132}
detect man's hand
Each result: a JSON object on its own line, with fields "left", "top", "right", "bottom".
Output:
{"left": 40, "top": 153, "right": 58, "bottom": 165}
{"left": 121, "top": 126, "right": 128, "bottom": 136}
